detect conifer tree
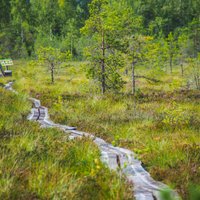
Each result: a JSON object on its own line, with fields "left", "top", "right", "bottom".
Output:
{"left": 81, "top": 0, "right": 133, "bottom": 93}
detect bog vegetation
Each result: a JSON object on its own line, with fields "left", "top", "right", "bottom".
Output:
{"left": 0, "top": 0, "right": 200, "bottom": 199}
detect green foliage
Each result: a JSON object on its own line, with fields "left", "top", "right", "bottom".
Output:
{"left": 1, "top": 0, "right": 200, "bottom": 198}
{"left": 10, "top": 0, "right": 35, "bottom": 57}
{"left": 158, "top": 101, "right": 191, "bottom": 129}
{"left": 0, "top": 0, "right": 199, "bottom": 63}
{"left": 165, "top": 32, "right": 178, "bottom": 73}
{"left": 133, "top": 0, "right": 200, "bottom": 36}
{"left": 187, "top": 55, "right": 200, "bottom": 90}
{"left": 37, "top": 47, "right": 71, "bottom": 64}
{"left": 0, "top": 87, "right": 132, "bottom": 200}
{"left": 82, "top": 0, "right": 136, "bottom": 93}
{"left": 8, "top": 60, "right": 200, "bottom": 199}
{"left": 189, "top": 185, "right": 200, "bottom": 200}
{"left": 160, "top": 188, "right": 178, "bottom": 200}
{"left": 37, "top": 47, "right": 71, "bottom": 83}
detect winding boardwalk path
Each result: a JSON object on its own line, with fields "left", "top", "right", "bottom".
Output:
{"left": 4, "top": 82, "right": 179, "bottom": 200}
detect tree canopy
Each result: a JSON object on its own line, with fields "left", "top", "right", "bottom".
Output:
{"left": 0, "top": 0, "right": 199, "bottom": 59}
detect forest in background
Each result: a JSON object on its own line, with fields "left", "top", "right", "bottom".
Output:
{"left": 0, "top": 0, "right": 200, "bottom": 93}
{"left": 0, "top": 0, "right": 200, "bottom": 58}
{"left": 0, "top": 0, "right": 199, "bottom": 58}
{"left": 0, "top": 1, "right": 200, "bottom": 199}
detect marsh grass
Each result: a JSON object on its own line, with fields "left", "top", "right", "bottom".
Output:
{"left": 1, "top": 60, "right": 200, "bottom": 199}
{"left": 0, "top": 88, "right": 132, "bottom": 200}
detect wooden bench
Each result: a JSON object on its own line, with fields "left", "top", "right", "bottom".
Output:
{"left": 0, "top": 59, "right": 13, "bottom": 77}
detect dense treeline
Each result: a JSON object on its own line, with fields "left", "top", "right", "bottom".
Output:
{"left": 0, "top": 0, "right": 200, "bottom": 92}
{"left": 0, "top": 0, "right": 199, "bottom": 58}
{"left": 0, "top": 0, "right": 91, "bottom": 57}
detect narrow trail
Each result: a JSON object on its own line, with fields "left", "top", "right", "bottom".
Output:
{"left": 4, "top": 82, "right": 180, "bottom": 200}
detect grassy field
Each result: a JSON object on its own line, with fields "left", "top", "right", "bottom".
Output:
{"left": 0, "top": 73, "right": 132, "bottom": 199}
{"left": 1, "top": 60, "right": 200, "bottom": 199}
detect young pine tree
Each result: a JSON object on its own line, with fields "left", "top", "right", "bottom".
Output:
{"left": 81, "top": 0, "right": 132, "bottom": 94}
{"left": 37, "top": 47, "right": 71, "bottom": 84}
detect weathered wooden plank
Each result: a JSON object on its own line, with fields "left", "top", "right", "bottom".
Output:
{"left": 4, "top": 82, "right": 180, "bottom": 200}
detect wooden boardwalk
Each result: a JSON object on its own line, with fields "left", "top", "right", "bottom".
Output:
{"left": 5, "top": 82, "right": 180, "bottom": 200}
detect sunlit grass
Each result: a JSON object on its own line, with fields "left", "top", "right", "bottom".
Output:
{"left": 0, "top": 87, "right": 132, "bottom": 199}
{"left": 1, "top": 60, "right": 199, "bottom": 199}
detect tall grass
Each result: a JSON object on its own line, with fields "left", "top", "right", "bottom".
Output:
{"left": 0, "top": 88, "right": 132, "bottom": 199}
{"left": 1, "top": 60, "right": 200, "bottom": 199}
